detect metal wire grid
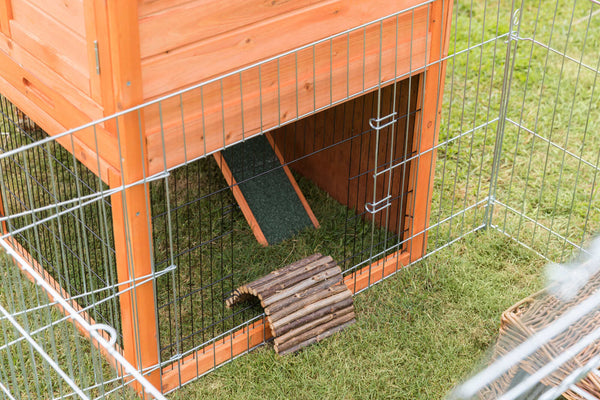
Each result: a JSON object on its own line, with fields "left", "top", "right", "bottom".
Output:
{"left": 150, "top": 81, "right": 418, "bottom": 363}
{"left": 0, "top": 0, "right": 596, "bottom": 397}
{"left": 0, "top": 96, "right": 122, "bottom": 344}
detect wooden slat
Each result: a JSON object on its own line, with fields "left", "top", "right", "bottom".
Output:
{"left": 142, "top": 0, "right": 426, "bottom": 99}
{"left": 141, "top": 0, "right": 426, "bottom": 98}
{"left": 0, "top": 36, "right": 119, "bottom": 181}
{"left": 0, "top": 0, "right": 11, "bottom": 36}
{"left": 138, "top": 0, "right": 191, "bottom": 17}
{"left": 86, "top": 0, "right": 117, "bottom": 121}
{"left": 404, "top": 0, "right": 453, "bottom": 263}
{"left": 277, "top": 315, "right": 355, "bottom": 355}
{"left": 251, "top": 256, "right": 333, "bottom": 294}
{"left": 144, "top": 7, "right": 430, "bottom": 174}
{"left": 10, "top": 0, "right": 89, "bottom": 92}
{"left": 274, "top": 304, "right": 354, "bottom": 346}
{"left": 104, "top": 1, "right": 160, "bottom": 390}
{"left": 344, "top": 250, "right": 411, "bottom": 294}
{"left": 0, "top": 31, "right": 103, "bottom": 122}
{"left": 26, "top": 0, "right": 85, "bottom": 36}
{"left": 139, "top": 0, "right": 322, "bottom": 59}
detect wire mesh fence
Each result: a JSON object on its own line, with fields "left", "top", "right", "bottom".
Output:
{"left": 0, "top": 0, "right": 598, "bottom": 398}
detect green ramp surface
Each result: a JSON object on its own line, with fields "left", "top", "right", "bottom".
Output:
{"left": 221, "top": 135, "right": 313, "bottom": 245}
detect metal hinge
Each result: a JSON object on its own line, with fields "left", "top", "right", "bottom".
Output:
{"left": 94, "top": 40, "right": 100, "bottom": 74}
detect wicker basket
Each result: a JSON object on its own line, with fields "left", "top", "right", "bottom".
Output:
{"left": 479, "top": 280, "right": 600, "bottom": 400}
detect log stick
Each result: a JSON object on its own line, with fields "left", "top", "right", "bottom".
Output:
{"left": 225, "top": 288, "right": 256, "bottom": 308}
{"left": 274, "top": 305, "right": 355, "bottom": 346}
{"left": 274, "top": 296, "right": 354, "bottom": 337}
{"left": 277, "top": 320, "right": 356, "bottom": 356}
{"left": 274, "top": 310, "right": 355, "bottom": 353}
{"left": 268, "top": 283, "right": 349, "bottom": 321}
{"left": 225, "top": 254, "right": 335, "bottom": 308}
{"left": 246, "top": 253, "right": 323, "bottom": 289}
{"left": 264, "top": 275, "right": 343, "bottom": 316}
{"left": 252, "top": 257, "right": 334, "bottom": 295}
{"left": 258, "top": 260, "right": 337, "bottom": 299}
{"left": 261, "top": 265, "right": 342, "bottom": 307}
{"left": 271, "top": 291, "right": 351, "bottom": 331}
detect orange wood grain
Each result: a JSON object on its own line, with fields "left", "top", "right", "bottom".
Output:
{"left": 0, "top": 0, "right": 11, "bottom": 36}
{"left": 26, "top": 0, "right": 85, "bottom": 36}
{"left": 213, "top": 151, "right": 270, "bottom": 246}
{"left": 138, "top": 0, "right": 191, "bottom": 17}
{"left": 272, "top": 80, "right": 419, "bottom": 237}
{"left": 344, "top": 251, "right": 411, "bottom": 293}
{"left": 404, "top": 0, "right": 452, "bottom": 263}
{"left": 140, "top": 0, "right": 427, "bottom": 99}
{"left": 144, "top": 7, "right": 430, "bottom": 175}
{"left": 86, "top": 0, "right": 117, "bottom": 124}
{"left": 10, "top": 0, "right": 89, "bottom": 92}
{"left": 105, "top": 1, "right": 160, "bottom": 390}
{"left": 0, "top": 31, "right": 102, "bottom": 122}
{"left": 0, "top": 40, "right": 118, "bottom": 182}
{"left": 83, "top": 0, "right": 101, "bottom": 103}
{"left": 139, "top": 0, "right": 322, "bottom": 59}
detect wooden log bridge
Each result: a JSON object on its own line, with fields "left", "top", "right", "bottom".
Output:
{"left": 225, "top": 254, "right": 355, "bottom": 355}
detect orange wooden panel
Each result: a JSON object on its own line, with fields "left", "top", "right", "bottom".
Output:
{"left": 271, "top": 80, "right": 419, "bottom": 237}
{"left": 0, "top": 0, "right": 11, "bottom": 36}
{"left": 344, "top": 251, "right": 410, "bottom": 294}
{"left": 139, "top": 0, "right": 322, "bottom": 59}
{"left": 26, "top": 0, "right": 85, "bottom": 36}
{"left": 0, "top": 35, "right": 119, "bottom": 180}
{"left": 105, "top": 1, "right": 160, "bottom": 389}
{"left": 138, "top": 0, "right": 190, "bottom": 17}
{"left": 404, "top": 0, "right": 453, "bottom": 262}
{"left": 0, "top": 74, "right": 117, "bottom": 183}
{"left": 144, "top": 6, "right": 430, "bottom": 175}
{"left": 10, "top": 0, "right": 89, "bottom": 93}
{"left": 141, "top": 0, "right": 427, "bottom": 99}
{"left": 85, "top": 0, "right": 117, "bottom": 119}
{"left": 0, "top": 32, "right": 101, "bottom": 122}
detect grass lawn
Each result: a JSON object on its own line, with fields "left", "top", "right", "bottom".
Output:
{"left": 168, "top": 231, "right": 546, "bottom": 400}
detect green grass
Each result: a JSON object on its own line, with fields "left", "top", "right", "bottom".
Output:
{"left": 167, "top": 232, "right": 545, "bottom": 400}
{"left": 1, "top": 0, "right": 599, "bottom": 398}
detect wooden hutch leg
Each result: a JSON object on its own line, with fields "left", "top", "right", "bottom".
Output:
{"left": 407, "top": 0, "right": 453, "bottom": 263}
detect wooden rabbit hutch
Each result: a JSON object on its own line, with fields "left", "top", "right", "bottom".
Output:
{"left": 0, "top": 0, "right": 452, "bottom": 394}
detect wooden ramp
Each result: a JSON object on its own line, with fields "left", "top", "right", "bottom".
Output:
{"left": 225, "top": 254, "right": 355, "bottom": 355}
{"left": 214, "top": 134, "right": 318, "bottom": 246}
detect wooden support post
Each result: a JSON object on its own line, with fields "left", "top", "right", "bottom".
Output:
{"left": 0, "top": 0, "right": 11, "bottom": 36}
{"left": 406, "top": 0, "right": 453, "bottom": 262}
{"left": 104, "top": 1, "right": 160, "bottom": 391}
